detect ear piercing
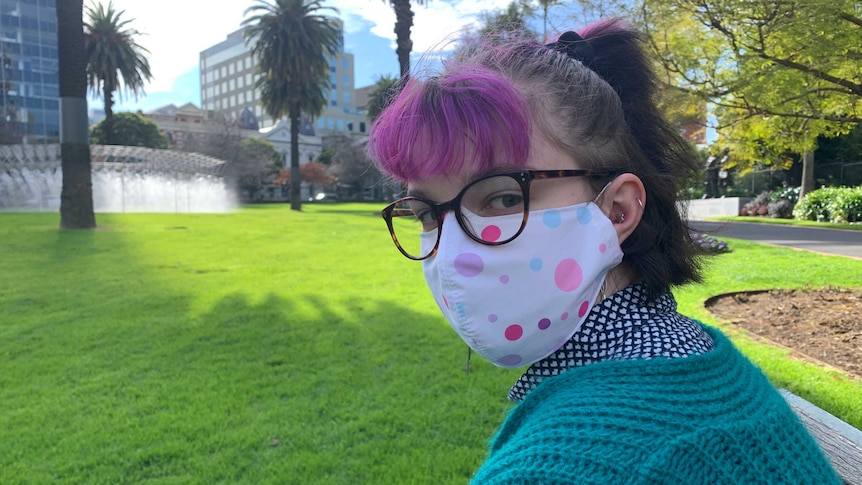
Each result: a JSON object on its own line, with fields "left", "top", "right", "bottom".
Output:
{"left": 616, "top": 212, "right": 625, "bottom": 223}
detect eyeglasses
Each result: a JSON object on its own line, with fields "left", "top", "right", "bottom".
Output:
{"left": 381, "top": 169, "right": 605, "bottom": 260}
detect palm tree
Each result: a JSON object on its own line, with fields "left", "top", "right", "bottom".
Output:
{"left": 382, "top": 0, "right": 429, "bottom": 77}
{"left": 364, "top": 74, "right": 398, "bottom": 124}
{"left": 243, "top": 0, "right": 341, "bottom": 211}
{"left": 84, "top": 1, "right": 152, "bottom": 146}
{"left": 57, "top": 0, "right": 96, "bottom": 229}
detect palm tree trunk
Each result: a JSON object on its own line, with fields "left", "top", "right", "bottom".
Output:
{"left": 103, "top": 81, "right": 115, "bottom": 145}
{"left": 392, "top": 0, "right": 414, "bottom": 76}
{"left": 57, "top": 0, "right": 96, "bottom": 229}
{"left": 800, "top": 149, "right": 815, "bottom": 199}
{"left": 289, "top": 104, "right": 302, "bottom": 211}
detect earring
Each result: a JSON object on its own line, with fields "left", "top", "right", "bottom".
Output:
{"left": 616, "top": 213, "right": 625, "bottom": 223}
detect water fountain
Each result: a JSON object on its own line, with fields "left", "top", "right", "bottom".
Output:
{"left": 0, "top": 144, "right": 237, "bottom": 213}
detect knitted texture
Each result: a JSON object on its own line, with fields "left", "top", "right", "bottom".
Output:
{"left": 471, "top": 326, "right": 841, "bottom": 484}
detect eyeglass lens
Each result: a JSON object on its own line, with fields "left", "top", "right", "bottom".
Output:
{"left": 388, "top": 174, "right": 527, "bottom": 259}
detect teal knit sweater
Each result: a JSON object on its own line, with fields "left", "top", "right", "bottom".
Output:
{"left": 472, "top": 326, "right": 841, "bottom": 484}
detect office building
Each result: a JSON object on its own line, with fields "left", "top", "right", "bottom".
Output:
{"left": 0, "top": 0, "right": 59, "bottom": 142}
{"left": 199, "top": 24, "right": 367, "bottom": 137}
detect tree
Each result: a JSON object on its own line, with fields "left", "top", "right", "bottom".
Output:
{"left": 84, "top": 1, "right": 152, "bottom": 146}
{"left": 382, "top": 0, "right": 429, "bottom": 77}
{"left": 637, "top": 0, "right": 862, "bottom": 196}
{"left": 242, "top": 0, "right": 341, "bottom": 211}
{"left": 57, "top": 0, "right": 96, "bottom": 229}
{"left": 90, "top": 112, "right": 168, "bottom": 148}
{"left": 473, "top": 1, "right": 537, "bottom": 42}
{"left": 227, "top": 137, "right": 283, "bottom": 198}
{"left": 326, "top": 133, "right": 392, "bottom": 200}
{"left": 364, "top": 74, "right": 399, "bottom": 124}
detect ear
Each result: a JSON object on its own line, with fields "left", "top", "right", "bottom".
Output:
{"left": 597, "top": 173, "right": 646, "bottom": 244}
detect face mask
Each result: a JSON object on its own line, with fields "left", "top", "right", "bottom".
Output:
{"left": 420, "top": 201, "right": 624, "bottom": 368}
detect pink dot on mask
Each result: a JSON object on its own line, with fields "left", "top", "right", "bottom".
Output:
{"left": 538, "top": 318, "right": 551, "bottom": 330}
{"left": 504, "top": 324, "right": 523, "bottom": 341}
{"left": 453, "top": 252, "right": 484, "bottom": 277}
{"left": 488, "top": 314, "right": 498, "bottom": 323}
{"left": 554, "top": 258, "right": 583, "bottom": 292}
{"left": 481, "top": 225, "right": 502, "bottom": 242}
{"left": 443, "top": 295, "right": 449, "bottom": 308}
{"left": 561, "top": 312, "right": 569, "bottom": 320}
{"left": 578, "top": 300, "right": 590, "bottom": 317}
{"left": 599, "top": 243, "right": 607, "bottom": 253}
{"left": 500, "top": 275, "right": 509, "bottom": 284}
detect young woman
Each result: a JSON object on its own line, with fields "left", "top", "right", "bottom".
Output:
{"left": 368, "top": 18, "right": 840, "bottom": 484}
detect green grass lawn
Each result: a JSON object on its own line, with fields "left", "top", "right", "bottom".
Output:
{"left": 2, "top": 204, "right": 860, "bottom": 484}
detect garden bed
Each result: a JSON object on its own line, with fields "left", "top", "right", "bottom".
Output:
{"left": 707, "top": 288, "right": 862, "bottom": 379}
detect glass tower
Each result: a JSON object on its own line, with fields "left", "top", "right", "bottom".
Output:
{"left": 0, "top": 0, "right": 59, "bottom": 143}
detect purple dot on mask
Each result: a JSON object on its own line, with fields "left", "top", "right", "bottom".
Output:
{"left": 498, "top": 354, "right": 523, "bottom": 367}
{"left": 538, "top": 318, "right": 551, "bottom": 330}
{"left": 488, "top": 314, "right": 498, "bottom": 323}
{"left": 453, "top": 252, "right": 484, "bottom": 277}
{"left": 499, "top": 274, "right": 510, "bottom": 284}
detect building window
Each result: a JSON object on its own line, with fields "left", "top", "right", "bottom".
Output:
{"left": 337, "top": 119, "right": 344, "bottom": 131}
{"left": 342, "top": 74, "right": 349, "bottom": 85}
{"left": 221, "top": 66, "right": 227, "bottom": 78}
{"left": 222, "top": 82, "right": 228, "bottom": 93}
{"left": 238, "top": 76, "right": 244, "bottom": 88}
{"left": 317, "top": 118, "right": 324, "bottom": 128}
{"left": 229, "top": 79, "right": 235, "bottom": 91}
{"left": 245, "top": 57, "right": 252, "bottom": 70}
{"left": 342, "top": 58, "right": 349, "bottom": 69}
{"left": 246, "top": 73, "right": 252, "bottom": 85}
{"left": 331, "top": 100, "right": 337, "bottom": 106}
{"left": 342, "top": 91, "right": 350, "bottom": 103}
{"left": 327, "top": 118, "right": 334, "bottom": 130}
{"left": 228, "top": 63, "right": 235, "bottom": 75}
{"left": 359, "top": 122, "right": 366, "bottom": 133}
{"left": 214, "top": 85, "right": 220, "bottom": 95}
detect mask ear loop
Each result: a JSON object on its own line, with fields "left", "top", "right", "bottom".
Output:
{"left": 592, "top": 179, "right": 616, "bottom": 218}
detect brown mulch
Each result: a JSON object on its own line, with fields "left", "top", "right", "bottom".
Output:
{"left": 706, "top": 288, "right": 862, "bottom": 378}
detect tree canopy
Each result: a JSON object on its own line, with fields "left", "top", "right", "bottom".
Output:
{"left": 89, "top": 112, "right": 168, "bottom": 148}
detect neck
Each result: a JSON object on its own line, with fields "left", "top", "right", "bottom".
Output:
{"left": 600, "top": 263, "right": 639, "bottom": 300}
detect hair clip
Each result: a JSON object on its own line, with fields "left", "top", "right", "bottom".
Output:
{"left": 545, "top": 31, "right": 595, "bottom": 66}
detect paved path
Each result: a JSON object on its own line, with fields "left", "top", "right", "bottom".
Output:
{"left": 689, "top": 220, "right": 862, "bottom": 259}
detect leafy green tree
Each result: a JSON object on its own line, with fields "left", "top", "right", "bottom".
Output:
{"left": 476, "top": 1, "right": 536, "bottom": 41}
{"left": 638, "top": 0, "right": 861, "bottom": 196}
{"left": 382, "top": 0, "right": 429, "bottom": 77}
{"left": 90, "top": 112, "right": 168, "bottom": 148}
{"left": 84, "top": 2, "right": 152, "bottom": 146}
{"left": 242, "top": 0, "right": 341, "bottom": 211}
{"left": 57, "top": 0, "right": 96, "bottom": 229}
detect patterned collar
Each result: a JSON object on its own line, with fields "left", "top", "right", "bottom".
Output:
{"left": 508, "top": 282, "right": 714, "bottom": 402}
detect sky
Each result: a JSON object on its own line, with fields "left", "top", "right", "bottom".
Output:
{"left": 91, "top": 0, "right": 568, "bottom": 113}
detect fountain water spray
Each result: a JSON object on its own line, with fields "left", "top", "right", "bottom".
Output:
{"left": 0, "top": 144, "right": 237, "bottom": 213}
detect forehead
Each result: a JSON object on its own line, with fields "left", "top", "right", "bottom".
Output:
{"left": 407, "top": 131, "right": 580, "bottom": 202}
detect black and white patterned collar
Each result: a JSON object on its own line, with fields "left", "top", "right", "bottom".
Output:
{"left": 507, "top": 282, "right": 714, "bottom": 402}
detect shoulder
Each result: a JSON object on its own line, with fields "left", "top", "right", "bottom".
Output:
{"left": 472, "top": 326, "right": 840, "bottom": 484}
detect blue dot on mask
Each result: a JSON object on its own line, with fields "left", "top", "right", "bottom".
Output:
{"left": 530, "top": 257, "right": 543, "bottom": 271}
{"left": 543, "top": 209, "right": 562, "bottom": 228}
{"left": 576, "top": 206, "right": 592, "bottom": 225}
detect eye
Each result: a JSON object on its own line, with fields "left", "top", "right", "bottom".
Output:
{"left": 487, "top": 193, "right": 524, "bottom": 210}
{"left": 411, "top": 207, "right": 438, "bottom": 231}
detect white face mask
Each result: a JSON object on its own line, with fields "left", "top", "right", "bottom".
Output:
{"left": 420, "top": 201, "right": 624, "bottom": 368}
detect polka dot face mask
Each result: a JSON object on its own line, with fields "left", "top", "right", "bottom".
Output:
{"left": 420, "top": 201, "right": 624, "bottom": 368}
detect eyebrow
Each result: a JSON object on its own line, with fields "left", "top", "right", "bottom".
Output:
{"left": 405, "top": 164, "right": 524, "bottom": 201}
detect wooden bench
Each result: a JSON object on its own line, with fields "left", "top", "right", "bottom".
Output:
{"left": 780, "top": 389, "right": 862, "bottom": 485}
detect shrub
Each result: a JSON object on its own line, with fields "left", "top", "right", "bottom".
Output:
{"left": 767, "top": 199, "right": 795, "bottom": 219}
{"left": 793, "top": 186, "right": 862, "bottom": 223}
{"left": 741, "top": 191, "right": 771, "bottom": 216}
